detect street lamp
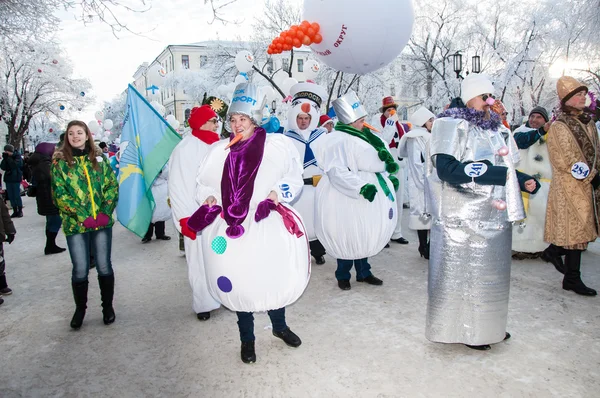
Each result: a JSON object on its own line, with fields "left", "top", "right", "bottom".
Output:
{"left": 271, "top": 99, "right": 277, "bottom": 115}
{"left": 452, "top": 52, "right": 463, "bottom": 79}
{"left": 472, "top": 55, "right": 481, "bottom": 74}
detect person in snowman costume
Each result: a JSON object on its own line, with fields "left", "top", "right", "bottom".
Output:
{"left": 283, "top": 82, "right": 329, "bottom": 265}
{"left": 188, "top": 83, "right": 310, "bottom": 364}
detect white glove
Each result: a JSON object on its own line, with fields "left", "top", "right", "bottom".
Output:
{"left": 386, "top": 113, "right": 399, "bottom": 125}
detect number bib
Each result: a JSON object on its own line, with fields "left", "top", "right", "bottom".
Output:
{"left": 571, "top": 162, "right": 590, "bottom": 180}
{"left": 464, "top": 162, "right": 488, "bottom": 177}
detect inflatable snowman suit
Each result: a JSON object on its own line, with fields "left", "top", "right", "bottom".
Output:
{"left": 284, "top": 82, "right": 329, "bottom": 242}
{"left": 191, "top": 83, "right": 311, "bottom": 312}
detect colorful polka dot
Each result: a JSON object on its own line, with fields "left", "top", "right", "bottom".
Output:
{"left": 211, "top": 236, "right": 227, "bottom": 254}
{"left": 217, "top": 276, "right": 232, "bottom": 293}
{"left": 388, "top": 208, "right": 394, "bottom": 219}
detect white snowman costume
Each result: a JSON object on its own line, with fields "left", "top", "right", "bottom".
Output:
{"left": 193, "top": 84, "right": 310, "bottom": 312}
{"left": 283, "top": 83, "right": 328, "bottom": 255}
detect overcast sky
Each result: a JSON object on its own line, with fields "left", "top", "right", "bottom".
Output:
{"left": 56, "top": 0, "right": 264, "bottom": 121}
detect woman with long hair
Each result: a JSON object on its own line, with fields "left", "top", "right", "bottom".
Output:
{"left": 51, "top": 120, "right": 119, "bottom": 329}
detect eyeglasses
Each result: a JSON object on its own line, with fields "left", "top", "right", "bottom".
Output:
{"left": 207, "top": 118, "right": 218, "bottom": 124}
{"left": 501, "top": 112, "right": 508, "bottom": 116}
{"left": 480, "top": 94, "right": 495, "bottom": 101}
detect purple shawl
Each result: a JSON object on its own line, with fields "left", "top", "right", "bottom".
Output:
{"left": 221, "top": 127, "right": 267, "bottom": 238}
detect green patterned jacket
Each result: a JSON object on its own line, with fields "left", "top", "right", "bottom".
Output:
{"left": 51, "top": 146, "right": 119, "bottom": 236}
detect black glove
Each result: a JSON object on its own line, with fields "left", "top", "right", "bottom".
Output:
{"left": 6, "top": 233, "right": 15, "bottom": 244}
{"left": 2, "top": 152, "right": 8, "bottom": 159}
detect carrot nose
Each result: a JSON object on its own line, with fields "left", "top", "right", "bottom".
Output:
{"left": 225, "top": 133, "right": 243, "bottom": 149}
{"left": 301, "top": 103, "right": 311, "bottom": 113}
{"left": 389, "top": 109, "right": 396, "bottom": 116}
{"left": 363, "top": 122, "right": 380, "bottom": 132}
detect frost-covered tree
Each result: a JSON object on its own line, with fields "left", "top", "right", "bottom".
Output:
{"left": 0, "top": 40, "right": 92, "bottom": 149}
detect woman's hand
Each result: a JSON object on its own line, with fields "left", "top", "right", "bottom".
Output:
{"left": 203, "top": 195, "right": 217, "bottom": 207}
{"left": 267, "top": 190, "right": 279, "bottom": 205}
{"left": 524, "top": 179, "right": 537, "bottom": 193}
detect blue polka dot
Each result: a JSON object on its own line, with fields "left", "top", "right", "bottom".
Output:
{"left": 217, "top": 276, "right": 232, "bottom": 293}
{"left": 211, "top": 236, "right": 227, "bottom": 254}
{"left": 389, "top": 208, "right": 394, "bottom": 219}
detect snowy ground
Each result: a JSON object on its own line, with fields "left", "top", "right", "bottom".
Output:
{"left": 1, "top": 196, "right": 599, "bottom": 397}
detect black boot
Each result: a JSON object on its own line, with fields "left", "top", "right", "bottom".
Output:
{"left": 15, "top": 206, "right": 23, "bottom": 218}
{"left": 0, "top": 274, "right": 11, "bottom": 295}
{"left": 98, "top": 275, "right": 116, "bottom": 324}
{"left": 562, "top": 249, "right": 596, "bottom": 296}
{"left": 44, "top": 230, "right": 67, "bottom": 255}
{"left": 240, "top": 341, "right": 256, "bottom": 363}
{"left": 541, "top": 244, "right": 566, "bottom": 274}
{"left": 417, "top": 230, "right": 429, "bottom": 259}
{"left": 70, "top": 280, "right": 88, "bottom": 329}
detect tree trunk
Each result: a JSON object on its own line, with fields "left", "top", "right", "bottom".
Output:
{"left": 252, "top": 65, "right": 285, "bottom": 99}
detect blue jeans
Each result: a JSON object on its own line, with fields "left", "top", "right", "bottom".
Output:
{"left": 66, "top": 228, "right": 114, "bottom": 282}
{"left": 5, "top": 182, "right": 22, "bottom": 208}
{"left": 236, "top": 307, "right": 287, "bottom": 342}
{"left": 335, "top": 258, "right": 372, "bottom": 281}
{"left": 46, "top": 215, "right": 62, "bottom": 233}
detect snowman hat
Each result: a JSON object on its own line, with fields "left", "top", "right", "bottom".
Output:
{"left": 332, "top": 91, "right": 367, "bottom": 124}
{"left": 290, "top": 82, "right": 328, "bottom": 108}
{"left": 226, "top": 83, "right": 267, "bottom": 127}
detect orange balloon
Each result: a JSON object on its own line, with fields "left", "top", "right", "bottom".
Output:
{"left": 296, "top": 30, "right": 304, "bottom": 39}
{"left": 285, "top": 43, "right": 293, "bottom": 51}
{"left": 280, "top": 31, "right": 288, "bottom": 39}
{"left": 313, "top": 33, "right": 323, "bottom": 44}
{"left": 311, "top": 22, "right": 320, "bottom": 32}
{"left": 302, "top": 36, "right": 312, "bottom": 46}
{"left": 276, "top": 43, "right": 283, "bottom": 50}
{"left": 285, "top": 36, "right": 293, "bottom": 45}
{"left": 289, "top": 25, "right": 298, "bottom": 34}
{"left": 293, "top": 38, "right": 302, "bottom": 48}
{"left": 307, "top": 27, "right": 316, "bottom": 38}
{"left": 301, "top": 20, "right": 310, "bottom": 29}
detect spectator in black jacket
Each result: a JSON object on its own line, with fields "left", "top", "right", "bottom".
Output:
{"left": 28, "top": 143, "right": 66, "bottom": 255}
{"left": 0, "top": 144, "right": 24, "bottom": 218}
{"left": 0, "top": 198, "right": 16, "bottom": 305}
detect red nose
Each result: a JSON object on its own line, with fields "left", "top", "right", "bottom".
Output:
{"left": 301, "top": 103, "right": 311, "bottom": 113}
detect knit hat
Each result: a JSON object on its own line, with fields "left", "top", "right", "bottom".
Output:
{"left": 379, "top": 96, "right": 399, "bottom": 113}
{"left": 35, "top": 142, "right": 56, "bottom": 157}
{"left": 188, "top": 105, "right": 218, "bottom": 131}
{"left": 557, "top": 76, "right": 587, "bottom": 104}
{"left": 226, "top": 83, "right": 267, "bottom": 127}
{"left": 409, "top": 106, "right": 435, "bottom": 127}
{"left": 529, "top": 106, "right": 549, "bottom": 122}
{"left": 3, "top": 144, "right": 14, "bottom": 152}
{"left": 318, "top": 115, "right": 333, "bottom": 127}
{"left": 461, "top": 73, "right": 495, "bottom": 104}
{"left": 332, "top": 91, "right": 367, "bottom": 124}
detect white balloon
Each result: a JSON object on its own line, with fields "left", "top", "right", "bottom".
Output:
{"left": 166, "top": 115, "right": 177, "bottom": 125}
{"left": 235, "top": 50, "right": 255, "bottom": 73}
{"left": 171, "top": 120, "right": 180, "bottom": 130}
{"left": 103, "top": 119, "right": 114, "bottom": 130}
{"left": 303, "top": 0, "right": 414, "bottom": 75}
{"left": 217, "top": 85, "right": 228, "bottom": 96}
{"left": 150, "top": 101, "right": 165, "bottom": 116}
{"left": 234, "top": 74, "right": 247, "bottom": 85}
{"left": 94, "top": 110, "right": 105, "bottom": 121}
{"left": 260, "top": 86, "right": 276, "bottom": 102}
{"left": 280, "top": 77, "right": 298, "bottom": 96}
{"left": 303, "top": 59, "right": 320, "bottom": 80}
{"left": 114, "top": 137, "right": 121, "bottom": 144}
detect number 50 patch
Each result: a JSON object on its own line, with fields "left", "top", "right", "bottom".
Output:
{"left": 279, "top": 183, "right": 293, "bottom": 199}
{"left": 571, "top": 162, "right": 590, "bottom": 180}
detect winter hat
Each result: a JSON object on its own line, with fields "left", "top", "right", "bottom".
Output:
{"left": 557, "top": 76, "right": 587, "bottom": 104}
{"left": 35, "top": 142, "right": 56, "bottom": 157}
{"left": 227, "top": 83, "right": 267, "bottom": 127}
{"left": 332, "top": 91, "right": 367, "bottom": 124}
{"left": 318, "top": 115, "right": 333, "bottom": 127}
{"left": 188, "top": 105, "right": 218, "bottom": 130}
{"left": 409, "top": 106, "right": 435, "bottom": 127}
{"left": 379, "top": 96, "right": 399, "bottom": 113}
{"left": 3, "top": 144, "right": 14, "bottom": 152}
{"left": 529, "top": 106, "right": 549, "bottom": 122}
{"left": 461, "top": 73, "right": 495, "bottom": 104}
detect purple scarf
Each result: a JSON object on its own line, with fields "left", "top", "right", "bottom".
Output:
{"left": 221, "top": 127, "right": 266, "bottom": 238}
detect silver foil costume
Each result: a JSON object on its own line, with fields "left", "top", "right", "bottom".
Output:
{"left": 424, "top": 117, "right": 524, "bottom": 346}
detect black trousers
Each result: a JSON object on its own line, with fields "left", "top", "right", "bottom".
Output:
{"left": 309, "top": 239, "right": 326, "bottom": 259}
{"left": 144, "top": 221, "right": 166, "bottom": 239}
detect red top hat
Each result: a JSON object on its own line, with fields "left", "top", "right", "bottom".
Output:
{"left": 379, "top": 96, "right": 399, "bottom": 112}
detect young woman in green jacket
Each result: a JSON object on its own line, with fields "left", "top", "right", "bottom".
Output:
{"left": 51, "top": 120, "right": 119, "bottom": 329}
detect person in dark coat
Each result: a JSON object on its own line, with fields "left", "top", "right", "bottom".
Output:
{"left": 1, "top": 144, "right": 24, "bottom": 217}
{"left": 0, "top": 198, "right": 17, "bottom": 305}
{"left": 28, "top": 142, "right": 66, "bottom": 255}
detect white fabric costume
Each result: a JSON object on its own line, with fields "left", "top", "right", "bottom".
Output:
{"left": 284, "top": 83, "right": 328, "bottom": 241}
{"left": 169, "top": 134, "right": 221, "bottom": 314}
{"left": 151, "top": 166, "right": 171, "bottom": 223}
{"left": 314, "top": 92, "right": 397, "bottom": 259}
{"left": 370, "top": 113, "right": 406, "bottom": 240}
{"left": 512, "top": 124, "right": 552, "bottom": 253}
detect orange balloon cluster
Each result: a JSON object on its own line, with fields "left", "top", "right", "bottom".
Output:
{"left": 267, "top": 20, "right": 322, "bottom": 55}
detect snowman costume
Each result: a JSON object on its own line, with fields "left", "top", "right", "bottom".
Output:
{"left": 283, "top": 82, "right": 328, "bottom": 263}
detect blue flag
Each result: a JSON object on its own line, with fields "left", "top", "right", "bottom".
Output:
{"left": 116, "top": 84, "right": 182, "bottom": 237}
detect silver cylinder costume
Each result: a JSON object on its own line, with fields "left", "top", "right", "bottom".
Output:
{"left": 424, "top": 117, "right": 524, "bottom": 346}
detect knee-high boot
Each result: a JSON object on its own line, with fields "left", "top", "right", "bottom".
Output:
{"left": 45, "top": 230, "right": 67, "bottom": 255}
{"left": 417, "top": 230, "right": 429, "bottom": 259}
{"left": 98, "top": 274, "right": 116, "bottom": 324}
{"left": 563, "top": 250, "right": 596, "bottom": 296}
{"left": 70, "top": 280, "right": 88, "bottom": 329}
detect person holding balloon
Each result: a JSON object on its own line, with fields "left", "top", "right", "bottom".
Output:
{"left": 424, "top": 73, "right": 540, "bottom": 351}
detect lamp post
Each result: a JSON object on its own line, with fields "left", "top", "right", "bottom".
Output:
{"left": 452, "top": 52, "right": 463, "bottom": 79}
{"left": 271, "top": 99, "right": 277, "bottom": 115}
{"left": 472, "top": 55, "right": 481, "bottom": 74}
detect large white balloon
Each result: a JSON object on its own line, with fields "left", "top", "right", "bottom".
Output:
{"left": 88, "top": 120, "right": 100, "bottom": 133}
{"left": 103, "top": 119, "right": 114, "bottom": 130}
{"left": 280, "top": 77, "right": 298, "bottom": 96}
{"left": 303, "top": 0, "right": 414, "bottom": 75}
{"left": 171, "top": 120, "right": 181, "bottom": 130}
{"left": 260, "top": 86, "right": 277, "bottom": 103}
{"left": 234, "top": 74, "right": 247, "bottom": 85}
{"left": 217, "top": 84, "right": 228, "bottom": 97}
{"left": 94, "top": 110, "right": 105, "bottom": 121}
{"left": 235, "top": 50, "right": 255, "bottom": 73}
{"left": 303, "top": 59, "right": 320, "bottom": 80}
{"left": 166, "top": 115, "right": 177, "bottom": 125}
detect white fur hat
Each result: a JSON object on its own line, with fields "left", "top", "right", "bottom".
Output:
{"left": 461, "top": 73, "right": 494, "bottom": 104}
{"left": 409, "top": 106, "right": 435, "bottom": 127}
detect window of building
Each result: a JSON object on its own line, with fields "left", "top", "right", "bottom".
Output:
{"left": 182, "top": 55, "right": 189, "bottom": 69}
{"left": 282, "top": 58, "right": 289, "bottom": 73}
{"left": 199, "top": 55, "right": 208, "bottom": 67}
{"left": 297, "top": 59, "right": 304, "bottom": 72}
{"left": 185, "top": 108, "right": 191, "bottom": 121}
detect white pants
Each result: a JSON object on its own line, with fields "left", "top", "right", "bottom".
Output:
{"left": 391, "top": 168, "right": 405, "bottom": 240}
{"left": 184, "top": 237, "right": 221, "bottom": 314}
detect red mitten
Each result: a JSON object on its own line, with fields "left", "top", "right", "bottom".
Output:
{"left": 96, "top": 213, "right": 110, "bottom": 227}
{"left": 83, "top": 216, "right": 98, "bottom": 229}
{"left": 179, "top": 217, "right": 196, "bottom": 240}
